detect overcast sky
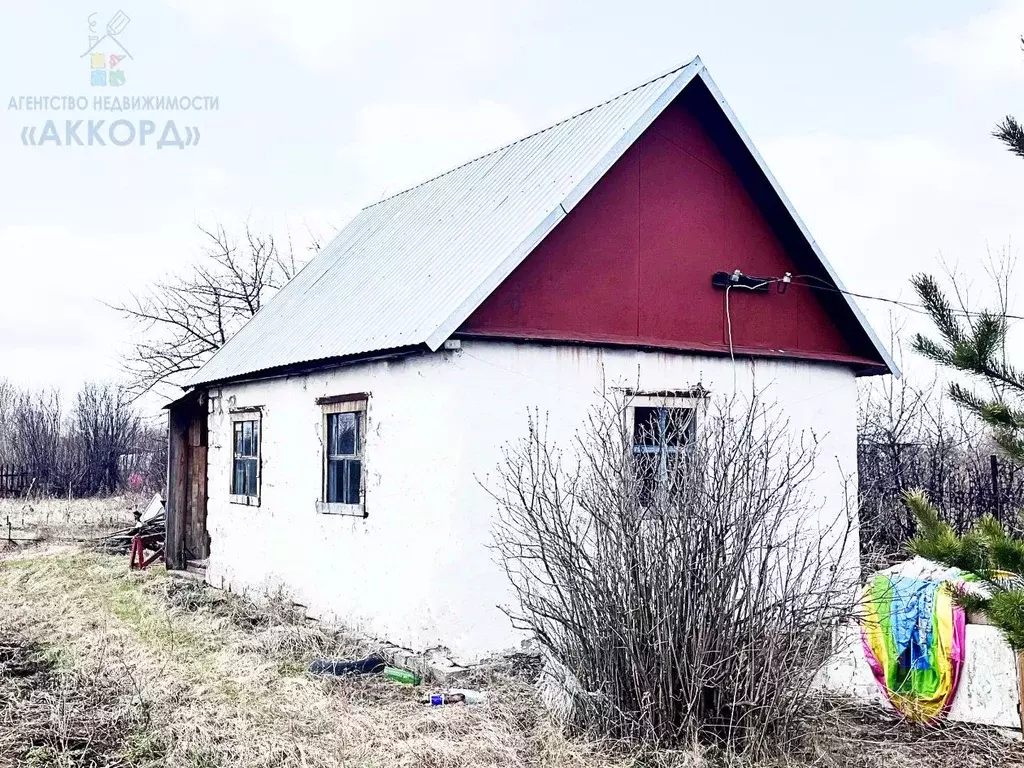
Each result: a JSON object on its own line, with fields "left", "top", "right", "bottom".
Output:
{"left": 2, "top": 0, "right": 1023, "bottom": 410}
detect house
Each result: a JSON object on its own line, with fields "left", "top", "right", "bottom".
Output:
{"left": 165, "top": 57, "right": 896, "bottom": 662}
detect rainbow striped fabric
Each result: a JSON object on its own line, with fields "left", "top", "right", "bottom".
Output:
{"left": 860, "top": 573, "right": 967, "bottom": 723}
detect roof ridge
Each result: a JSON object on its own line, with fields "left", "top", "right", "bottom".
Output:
{"left": 361, "top": 59, "right": 698, "bottom": 211}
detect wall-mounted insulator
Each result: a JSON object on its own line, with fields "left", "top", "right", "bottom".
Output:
{"left": 711, "top": 271, "right": 772, "bottom": 292}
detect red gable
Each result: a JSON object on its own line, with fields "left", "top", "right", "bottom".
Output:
{"left": 459, "top": 96, "right": 882, "bottom": 372}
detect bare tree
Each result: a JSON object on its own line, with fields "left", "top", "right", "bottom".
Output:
{"left": 0, "top": 379, "right": 17, "bottom": 465}
{"left": 0, "top": 380, "right": 153, "bottom": 498}
{"left": 119, "top": 420, "right": 168, "bottom": 494}
{"left": 12, "top": 388, "right": 63, "bottom": 488}
{"left": 113, "top": 223, "right": 312, "bottom": 399}
{"left": 67, "top": 383, "right": 142, "bottom": 497}
{"left": 860, "top": 253, "right": 1024, "bottom": 568}
{"left": 856, "top": 374, "right": 1024, "bottom": 569}
{"left": 491, "top": 393, "right": 855, "bottom": 758}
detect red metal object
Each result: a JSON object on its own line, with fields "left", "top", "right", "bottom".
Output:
{"left": 459, "top": 99, "right": 884, "bottom": 371}
{"left": 129, "top": 534, "right": 164, "bottom": 570}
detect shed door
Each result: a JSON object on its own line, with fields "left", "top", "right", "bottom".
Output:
{"left": 166, "top": 394, "right": 209, "bottom": 568}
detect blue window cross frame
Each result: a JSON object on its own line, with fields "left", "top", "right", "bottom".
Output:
{"left": 632, "top": 405, "right": 696, "bottom": 498}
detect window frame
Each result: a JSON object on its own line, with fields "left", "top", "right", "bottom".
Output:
{"left": 626, "top": 393, "right": 702, "bottom": 503}
{"left": 229, "top": 408, "right": 262, "bottom": 507}
{"left": 316, "top": 396, "right": 368, "bottom": 517}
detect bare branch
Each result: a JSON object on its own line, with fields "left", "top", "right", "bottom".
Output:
{"left": 111, "top": 222, "right": 313, "bottom": 400}
{"left": 489, "top": 392, "right": 856, "bottom": 757}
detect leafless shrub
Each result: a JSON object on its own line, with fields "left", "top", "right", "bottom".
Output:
{"left": 491, "top": 392, "right": 856, "bottom": 758}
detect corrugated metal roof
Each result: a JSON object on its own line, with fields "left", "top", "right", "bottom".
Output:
{"left": 190, "top": 57, "right": 895, "bottom": 386}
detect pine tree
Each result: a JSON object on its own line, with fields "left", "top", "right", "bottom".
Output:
{"left": 910, "top": 70, "right": 1024, "bottom": 462}
{"left": 995, "top": 39, "right": 1024, "bottom": 160}
{"left": 904, "top": 55, "right": 1024, "bottom": 650}
{"left": 910, "top": 273, "right": 1024, "bottom": 463}
{"left": 906, "top": 491, "right": 1024, "bottom": 650}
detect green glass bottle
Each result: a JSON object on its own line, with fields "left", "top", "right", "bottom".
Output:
{"left": 382, "top": 666, "right": 421, "bottom": 685}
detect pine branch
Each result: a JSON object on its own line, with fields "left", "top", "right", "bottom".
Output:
{"left": 994, "top": 114, "right": 1024, "bottom": 160}
{"left": 910, "top": 274, "right": 967, "bottom": 346}
{"left": 912, "top": 270, "right": 1024, "bottom": 462}
{"left": 905, "top": 489, "right": 987, "bottom": 573}
{"left": 904, "top": 490, "right": 1024, "bottom": 650}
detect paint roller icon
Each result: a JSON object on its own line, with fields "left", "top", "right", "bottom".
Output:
{"left": 83, "top": 9, "right": 133, "bottom": 58}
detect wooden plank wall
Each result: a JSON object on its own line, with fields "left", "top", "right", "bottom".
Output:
{"left": 185, "top": 409, "right": 209, "bottom": 561}
{"left": 165, "top": 403, "right": 191, "bottom": 570}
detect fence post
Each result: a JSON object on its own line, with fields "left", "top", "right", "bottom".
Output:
{"left": 992, "top": 454, "right": 1001, "bottom": 522}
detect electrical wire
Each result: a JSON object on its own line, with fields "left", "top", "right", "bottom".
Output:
{"left": 725, "top": 285, "right": 734, "bottom": 364}
{"left": 723, "top": 278, "right": 778, "bottom": 393}
{"left": 788, "top": 274, "right": 1024, "bottom": 321}
{"left": 724, "top": 278, "right": 778, "bottom": 361}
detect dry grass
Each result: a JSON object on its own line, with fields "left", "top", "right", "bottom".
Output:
{"left": 0, "top": 527, "right": 1021, "bottom": 766}
{"left": 0, "top": 636, "right": 156, "bottom": 767}
{"left": 807, "top": 696, "right": 1024, "bottom": 768}
{"left": 0, "top": 547, "right": 633, "bottom": 768}
{"left": 0, "top": 494, "right": 143, "bottom": 546}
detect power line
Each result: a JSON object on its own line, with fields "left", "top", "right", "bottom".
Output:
{"left": 787, "top": 274, "right": 1024, "bottom": 322}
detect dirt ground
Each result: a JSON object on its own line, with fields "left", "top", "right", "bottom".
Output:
{"left": 1, "top": 498, "right": 1023, "bottom": 768}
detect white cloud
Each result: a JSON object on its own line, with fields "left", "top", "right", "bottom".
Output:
{"left": 338, "top": 100, "right": 529, "bottom": 199}
{"left": 908, "top": 1, "right": 1024, "bottom": 85}
{"left": 0, "top": 214, "right": 342, "bottom": 396}
{"left": 0, "top": 224, "right": 185, "bottom": 392}
{"left": 188, "top": 166, "right": 233, "bottom": 196}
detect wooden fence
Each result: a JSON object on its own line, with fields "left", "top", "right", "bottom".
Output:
{"left": 0, "top": 465, "right": 34, "bottom": 497}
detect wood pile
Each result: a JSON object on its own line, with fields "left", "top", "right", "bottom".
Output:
{"left": 96, "top": 513, "right": 165, "bottom": 554}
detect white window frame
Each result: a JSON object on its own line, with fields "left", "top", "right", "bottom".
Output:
{"left": 316, "top": 396, "right": 368, "bottom": 517}
{"left": 626, "top": 392, "right": 703, "bottom": 499}
{"left": 229, "top": 408, "right": 262, "bottom": 507}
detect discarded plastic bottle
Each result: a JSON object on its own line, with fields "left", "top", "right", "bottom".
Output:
{"left": 382, "top": 666, "right": 421, "bottom": 685}
{"left": 450, "top": 688, "right": 486, "bottom": 705}
{"left": 427, "top": 692, "right": 466, "bottom": 706}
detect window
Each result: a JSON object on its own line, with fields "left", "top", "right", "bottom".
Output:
{"left": 317, "top": 395, "right": 368, "bottom": 516}
{"left": 327, "top": 412, "right": 362, "bottom": 504}
{"left": 230, "top": 413, "right": 261, "bottom": 505}
{"left": 629, "top": 396, "right": 699, "bottom": 504}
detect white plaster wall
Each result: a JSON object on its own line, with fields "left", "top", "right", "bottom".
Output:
{"left": 819, "top": 622, "right": 1021, "bottom": 730}
{"left": 203, "top": 340, "right": 859, "bottom": 662}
